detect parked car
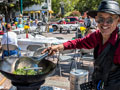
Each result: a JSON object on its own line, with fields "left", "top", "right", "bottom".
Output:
{"left": 0, "top": 30, "right": 4, "bottom": 35}
{"left": 51, "top": 16, "right": 84, "bottom": 24}
{"left": 50, "top": 16, "right": 84, "bottom": 31}
{"left": 51, "top": 16, "right": 84, "bottom": 31}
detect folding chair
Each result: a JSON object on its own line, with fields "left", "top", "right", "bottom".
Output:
{"left": 1, "top": 44, "right": 21, "bottom": 60}
{"left": 79, "top": 48, "right": 94, "bottom": 66}
{"left": 33, "top": 47, "right": 46, "bottom": 57}
{"left": 26, "top": 44, "right": 45, "bottom": 56}
{"left": 79, "top": 49, "right": 94, "bottom": 81}
{"left": 57, "top": 49, "right": 78, "bottom": 76}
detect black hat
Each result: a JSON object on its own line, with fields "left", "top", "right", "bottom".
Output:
{"left": 87, "top": 0, "right": 120, "bottom": 18}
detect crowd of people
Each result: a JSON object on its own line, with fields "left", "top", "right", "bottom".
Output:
{"left": 0, "top": 14, "right": 39, "bottom": 32}
{"left": 14, "top": 15, "right": 39, "bottom": 28}
{"left": 0, "top": 14, "right": 40, "bottom": 59}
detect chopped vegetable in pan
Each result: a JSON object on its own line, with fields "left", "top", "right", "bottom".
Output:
{"left": 13, "top": 67, "right": 42, "bottom": 75}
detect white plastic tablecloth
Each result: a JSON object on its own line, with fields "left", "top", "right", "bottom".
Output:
{"left": 18, "top": 35, "right": 68, "bottom": 50}
{"left": 12, "top": 28, "right": 24, "bottom": 34}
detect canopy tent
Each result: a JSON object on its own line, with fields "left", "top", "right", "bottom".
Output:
{"left": 30, "top": 11, "right": 35, "bottom": 13}
{"left": 23, "top": 11, "right": 40, "bottom": 14}
{"left": 24, "top": 4, "right": 42, "bottom": 12}
{"left": 35, "top": 11, "right": 41, "bottom": 13}
{"left": 23, "top": 4, "right": 52, "bottom": 20}
{"left": 49, "top": 10, "right": 54, "bottom": 14}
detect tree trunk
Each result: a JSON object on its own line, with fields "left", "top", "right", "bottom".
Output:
{"left": 5, "top": 6, "right": 10, "bottom": 23}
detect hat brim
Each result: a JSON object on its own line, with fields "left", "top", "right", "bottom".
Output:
{"left": 87, "top": 11, "right": 98, "bottom": 18}
{"left": 87, "top": 10, "right": 120, "bottom": 18}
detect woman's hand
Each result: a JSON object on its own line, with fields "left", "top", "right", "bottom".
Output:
{"left": 41, "top": 44, "right": 64, "bottom": 55}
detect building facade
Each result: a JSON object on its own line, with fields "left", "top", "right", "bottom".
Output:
{"left": 23, "top": 0, "right": 52, "bottom": 20}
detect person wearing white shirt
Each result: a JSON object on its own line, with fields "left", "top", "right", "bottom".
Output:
{"left": 1, "top": 31, "right": 18, "bottom": 46}
{"left": 1, "top": 23, "right": 21, "bottom": 59}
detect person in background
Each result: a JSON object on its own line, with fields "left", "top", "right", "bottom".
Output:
{"left": 26, "top": 18, "right": 32, "bottom": 27}
{"left": 17, "top": 20, "right": 24, "bottom": 28}
{"left": 1, "top": 23, "right": 21, "bottom": 59}
{"left": 42, "top": 13, "right": 47, "bottom": 23}
{"left": 19, "top": 14, "right": 23, "bottom": 24}
{"left": 13, "top": 16, "right": 19, "bottom": 23}
{"left": 61, "top": 18, "right": 66, "bottom": 24}
{"left": 84, "top": 14, "right": 91, "bottom": 28}
{"left": 1, "top": 21, "right": 6, "bottom": 32}
{"left": 0, "top": 15, "right": 3, "bottom": 29}
{"left": 84, "top": 14, "right": 97, "bottom": 36}
{"left": 90, "top": 16, "right": 97, "bottom": 29}
{"left": 42, "top": 1, "right": 120, "bottom": 90}
{"left": 33, "top": 19, "right": 38, "bottom": 27}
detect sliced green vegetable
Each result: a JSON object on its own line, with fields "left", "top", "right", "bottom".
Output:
{"left": 13, "top": 67, "right": 42, "bottom": 75}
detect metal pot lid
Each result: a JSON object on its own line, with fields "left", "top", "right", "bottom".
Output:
{"left": 70, "top": 69, "right": 88, "bottom": 76}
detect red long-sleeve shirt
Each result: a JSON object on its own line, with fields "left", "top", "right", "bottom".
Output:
{"left": 63, "top": 28, "right": 120, "bottom": 64}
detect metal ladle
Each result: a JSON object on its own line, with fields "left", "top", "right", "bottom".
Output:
{"left": 31, "top": 52, "right": 48, "bottom": 64}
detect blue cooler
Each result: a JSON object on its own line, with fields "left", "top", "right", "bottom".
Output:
{"left": 49, "top": 28, "right": 53, "bottom": 32}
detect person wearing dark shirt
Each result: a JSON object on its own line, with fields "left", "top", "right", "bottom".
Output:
{"left": 42, "top": 1, "right": 120, "bottom": 90}
{"left": 1, "top": 21, "right": 6, "bottom": 32}
{"left": 33, "top": 19, "right": 38, "bottom": 27}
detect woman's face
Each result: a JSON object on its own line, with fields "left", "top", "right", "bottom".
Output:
{"left": 95, "top": 12, "right": 120, "bottom": 37}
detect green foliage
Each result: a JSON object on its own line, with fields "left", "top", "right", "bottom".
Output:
{"left": 70, "top": 11, "right": 81, "bottom": 16}
{"left": 64, "top": 12, "right": 72, "bottom": 17}
{"left": 23, "top": 0, "right": 44, "bottom": 9}
{"left": 52, "top": 0, "right": 120, "bottom": 17}
{"left": 0, "top": 0, "right": 44, "bottom": 14}
{"left": 52, "top": 0, "right": 61, "bottom": 15}
{"left": 52, "top": 0, "right": 79, "bottom": 17}
{"left": 75, "top": 0, "right": 101, "bottom": 13}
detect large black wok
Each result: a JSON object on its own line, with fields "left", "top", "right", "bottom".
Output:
{"left": 0, "top": 57, "right": 56, "bottom": 84}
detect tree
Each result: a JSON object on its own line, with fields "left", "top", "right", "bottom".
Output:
{"left": 52, "top": 0, "right": 120, "bottom": 18}
{"left": 75, "top": 0, "right": 101, "bottom": 14}
{"left": 0, "top": 0, "right": 44, "bottom": 22}
{"left": 75, "top": 0, "right": 120, "bottom": 15}
{"left": 52, "top": 0, "right": 79, "bottom": 17}
{"left": 52, "top": 0, "right": 61, "bottom": 16}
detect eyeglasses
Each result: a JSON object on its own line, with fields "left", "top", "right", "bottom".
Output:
{"left": 96, "top": 16, "right": 118, "bottom": 24}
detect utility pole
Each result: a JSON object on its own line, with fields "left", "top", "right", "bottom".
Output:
{"left": 60, "top": 1, "right": 64, "bottom": 18}
{"left": 20, "top": 0, "right": 23, "bottom": 14}
{"left": 4, "top": 0, "right": 11, "bottom": 23}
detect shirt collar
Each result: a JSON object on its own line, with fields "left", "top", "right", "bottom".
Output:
{"left": 108, "top": 27, "right": 118, "bottom": 46}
